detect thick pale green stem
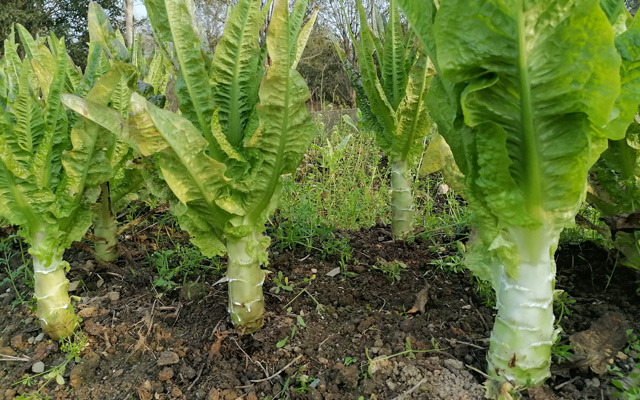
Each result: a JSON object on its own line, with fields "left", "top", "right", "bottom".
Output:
{"left": 488, "top": 226, "right": 558, "bottom": 388}
{"left": 32, "top": 237, "right": 78, "bottom": 340}
{"left": 226, "top": 232, "right": 266, "bottom": 335}
{"left": 94, "top": 182, "right": 118, "bottom": 262}
{"left": 390, "top": 160, "right": 413, "bottom": 239}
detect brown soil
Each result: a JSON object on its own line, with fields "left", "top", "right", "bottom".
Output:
{"left": 0, "top": 222, "right": 639, "bottom": 400}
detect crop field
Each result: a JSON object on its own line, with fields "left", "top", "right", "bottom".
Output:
{"left": 1, "top": 0, "right": 640, "bottom": 399}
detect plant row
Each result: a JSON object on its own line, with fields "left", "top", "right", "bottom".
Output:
{"left": 2, "top": 0, "right": 640, "bottom": 398}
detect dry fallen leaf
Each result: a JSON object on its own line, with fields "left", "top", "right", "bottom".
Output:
{"left": 407, "top": 283, "right": 431, "bottom": 314}
{"left": 569, "top": 311, "right": 629, "bottom": 374}
{"left": 209, "top": 331, "right": 229, "bottom": 357}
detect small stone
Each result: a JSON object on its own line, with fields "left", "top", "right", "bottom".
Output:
{"left": 207, "top": 388, "right": 220, "bottom": 400}
{"left": 180, "top": 282, "right": 208, "bottom": 301}
{"left": 78, "top": 307, "right": 98, "bottom": 318}
{"left": 317, "top": 357, "right": 329, "bottom": 365}
{"left": 437, "top": 184, "right": 450, "bottom": 195}
{"left": 179, "top": 364, "right": 197, "bottom": 380}
{"left": 246, "top": 392, "right": 258, "bottom": 400}
{"left": 34, "top": 333, "right": 45, "bottom": 342}
{"left": 159, "top": 367, "right": 174, "bottom": 381}
{"left": 69, "top": 352, "right": 100, "bottom": 388}
{"left": 113, "top": 369, "right": 124, "bottom": 377}
{"left": 27, "top": 337, "right": 35, "bottom": 344}
{"left": 10, "top": 334, "right": 25, "bottom": 350}
{"left": 387, "top": 380, "right": 397, "bottom": 391}
{"left": 32, "top": 361, "right": 45, "bottom": 373}
{"left": 444, "top": 358, "right": 464, "bottom": 372}
{"left": 157, "top": 351, "right": 180, "bottom": 366}
{"left": 0, "top": 347, "right": 16, "bottom": 356}
{"left": 171, "top": 386, "right": 182, "bottom": 397}
{"left": 106, "top": 292, "right": 120, "bottom": 301}
{"left": 311, "top": 268, "right": 318, "bottom": 273}
{"left": 617, "top": 351, "right": 628, "bottom": 360}
{"left": 68, "top": 281, "right": 80, "bottom": 292}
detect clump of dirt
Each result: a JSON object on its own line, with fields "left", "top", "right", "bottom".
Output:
{"left": 0, "top": 226, "right": 638, "bottom": 400}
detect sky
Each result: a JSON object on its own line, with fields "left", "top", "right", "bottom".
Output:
{"left": 134, "top": 0, "right": 147, "bottom": 19}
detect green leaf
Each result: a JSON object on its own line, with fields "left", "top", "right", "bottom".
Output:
{"left": 276, "top": 336, "right": 288, "bottom": 348}
{"left": 381, "top": 0, "right": 408, "bottom": 110}
{"left": 396, "top": 0, "right": 438, "bottom": 69}
{"left": 128, "top": 93, "right": 229, "bottom": 257}
{"left": 209, "top": 0, "right": 267, "bottom": 148}
{"left": 354, "top": 0, "right": 396, "bottom": 148}
{"left": 145, "top": 0, "right": 215, "bottom": 149}
{"left": 391, "top": 55, "right": 432, "bottom": 165}
{"left": 32, "top": 36, "right": 70, "bottom": 189}
{"left": 600, "top": 0, "right": 625, "bottom": 23}
{"left": 292, "top": 7, "right": 318, "bottom": 69}
{"left": 244, "top": 0, "right": 315, "bottom": 225}
{"left": 434, "top": 0, "right": 620, "bottom": 229}
{"left": 88, "top": 2, "right": 130, "bottom": 61}
{"left": 603, "top": 14, "right": 640, "bottom": 140}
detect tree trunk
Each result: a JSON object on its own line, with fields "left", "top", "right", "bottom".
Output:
{"left": 125, "top": 0, "right": 134, "bottom": 47}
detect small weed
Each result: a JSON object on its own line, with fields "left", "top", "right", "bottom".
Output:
{"left": 148, "top": 245, "right": 223, "bottom": 290}
{"left": 371, "top": 258, "right": 406, "bottom": 283}
{"left": 13, "top": 332, "right": 88, "bottom": 396}
{"left": 551, "top": 335, "right": 573, "bottom": 365}
{"left": 625, "top": 330, "right": 640, "bottom": 355}
{"left": 291, "top": 374, "right": 319, "bottom": 394}
{"left": 0, "top": 235, "right": 33, "bottom": 305}
{"left": 612, "top": 363, "right": 640, "bottom": 399}
{"left": 277, "top": 126, "right": 388, "bottom": 232}
{"left": 431, "top": 254, "right": 464, "bottom": 274}
{"left": 553, "top": 290, "right": 575, "bottom": 327}
{"left": 473, "top": 277, "right": 496, "bottom": 308}
{"left": 343, "top": 356, "right": 358, "bottom": 366}
{"left": 365, "top": 337, "right": 447, "bottom": 375}
{"left": 273, "top": 271, "right": 293, "bottom": 294}
{"left": 430, "top": 241, "right": 466, "bottom": 274}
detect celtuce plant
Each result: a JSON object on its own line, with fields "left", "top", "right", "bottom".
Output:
{"left": 85, "top": 3, "right": 148, "bottom": 263}
{"left": 398, "top": 0, "right": 640, "bottom": 395}
{"left": 63, "top": 0, "right": 318, "bottom": 334}
{"left": 585, "top": 106, "right": 640, "bottom": 271}
{"left": 344, "top": 0, "right": 434, "bottom": 240}
{"left": 0, "top": 26, "right": 133, "bottom": 339}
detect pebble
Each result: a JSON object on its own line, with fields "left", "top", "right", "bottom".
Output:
{"left": 246, "top": 392, "right": 258, "bottom": 400}
{"left": 171, "top": 386, "right": 182, "bottom": 397}
{"left": 32, "top": 361, "right": 45, "bottom": 373}
{"left": 157, "top": 351, "right": 180, "bottom": 366}
{"left": 107, "top": 292, "right": 120, "bottom": 301}
{"left": 317, "top": 357, "right": 329, "bottom": 365}
{"left": 35, "top": 333, "right": 45, "bottom": 342}
{"left": 207, "top": 388, "right": 220, "bottom": 400}
{"left": 0, "top": 346, "right": 16, "bottom": 356}
{"left": 10, "top": 334, "right": 25, "bottom": 351}
{"left": 159, "top": 367, "right": 174, "bottom": 381}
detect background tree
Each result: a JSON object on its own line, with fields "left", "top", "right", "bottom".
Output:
{"left": 0, "top": 0, "right": 123, "bottom": 67}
